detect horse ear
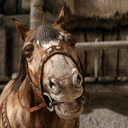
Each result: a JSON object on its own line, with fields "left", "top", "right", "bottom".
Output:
{"left": 12, "top": 18, "right": 29, "bottom": 41}
{"left": 52, "top": 6, "right": 65, "bottom": 30}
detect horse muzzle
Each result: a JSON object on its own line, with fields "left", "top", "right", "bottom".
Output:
{"left": 43, "top": 92, "right": 87, "bottom": 119}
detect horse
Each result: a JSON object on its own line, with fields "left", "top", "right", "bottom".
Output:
{"left": 0, "top": 6, "right": 89, "bottom": 128}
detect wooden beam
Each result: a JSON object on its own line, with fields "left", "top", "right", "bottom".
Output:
{"left": 85, "top": 76, "right": 128, "bottom": 83}
{"left": 76, "top": 41, "right": 128, "bottom": 50}
{"left": 30, "top": 0, "right": 45, "bottom": 29}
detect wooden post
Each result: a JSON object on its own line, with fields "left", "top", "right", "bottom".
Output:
{"left": 86, "top": 29, "right": 102, "bottom": 76}
{"left": 30, "top": 0, "right": 45, "bottom": 29}
{"left": 76, "top": 41, "right": 128, "bottom": 50}
{"left": 94, "top": 39, "right": 99, "bottom": 80}
{"left": 94, "top": 50, "right": 100, "bottom": 79}
{"left": 103, "top": 31, "right": 118, "bottom": 77}
{"left": 119, "top": 28, "right": 128, "bottom": 76}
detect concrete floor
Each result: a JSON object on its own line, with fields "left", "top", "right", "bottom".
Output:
{"left": 80, "top": 93, "right": 128, "bottom": 128}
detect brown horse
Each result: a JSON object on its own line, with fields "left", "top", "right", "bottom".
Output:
{"left": 0, "top": 7, "right": 89, "bottom": 128}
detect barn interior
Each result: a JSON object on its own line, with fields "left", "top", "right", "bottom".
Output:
{"left": 0, "top": 0, "right": 128, "bottom": 127}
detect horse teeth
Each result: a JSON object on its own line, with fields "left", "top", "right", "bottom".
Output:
{"left": 61, "top": 106, "right": 79, "bottom": 114}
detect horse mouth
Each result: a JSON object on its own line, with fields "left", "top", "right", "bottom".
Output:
{"left": 54, "top": 98, "right": 84, "bottom": 119}
{"left": 43, "top": 93, "right": 84, "bottom": 119}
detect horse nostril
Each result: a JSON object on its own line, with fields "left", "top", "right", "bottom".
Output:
{"left": 73, "top": 73, "right": 83, "bottom": 88}
{"left": 77, "top": 74, "right": 81, "bottom": 83}
{"left": 47, "top": 79, "right": 60, "bottom": 95}
{"left": 49, "top": 81, "right": 54, "bottom": 88}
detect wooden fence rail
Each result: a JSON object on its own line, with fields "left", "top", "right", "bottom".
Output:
{"left": 76, "top": 41, "right": 128, "bottom": 50}
{"left": 76, "top": 40, "right": 128, "bottom": 83}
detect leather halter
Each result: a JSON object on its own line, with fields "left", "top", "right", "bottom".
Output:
{"left": 0, "top": 44, "right": 89, "bottom": 128}
{"left": 17, "top": 44, "right": 89, "bottom": 113}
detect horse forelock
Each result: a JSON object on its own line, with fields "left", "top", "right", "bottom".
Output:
{"left": 13, "top": 24, "right": 62, "bottom": 92}
{"left": 35, "top": 24, "right": 60, "bottom": 46}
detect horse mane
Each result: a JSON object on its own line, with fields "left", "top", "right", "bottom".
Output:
{"left": 13, "top": 51, "right": 27, "bottom": 91}
{"left": 35, "top": 24, "right": 60, "bottom": 45}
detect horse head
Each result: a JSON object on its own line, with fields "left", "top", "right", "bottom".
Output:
{"left": 12, "top": 6, "right": 87, "bottom": 120}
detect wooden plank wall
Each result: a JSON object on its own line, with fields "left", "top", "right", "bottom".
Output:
{"left": 1, "top": 0, "right": 128, "bottom": 79}
{"left": 72, "top": 30, "right": 86, "bottom": 76}
{"left": 103, "top": 30, "right": 118, "bottom": 77}
{"left": 86, "top": 29, "right": 102, "bottom": 76}
{"left": 4, "top": 15, "right": 29, "bottom": 76}
{"left": 119, "top": 27, "right": 128, "bottom": 76}
{"left": 0, "top": 26, "right": 6, "bottom": 78}
{"left": 2, "top": 18, "right": 128, "bottom": 78}
{"left": 1, "top": 0, "right": 30, "bottom": 14}
{"left": 74, "top": 28, "right": 128, "bottom": 78}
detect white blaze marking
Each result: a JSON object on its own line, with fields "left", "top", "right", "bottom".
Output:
{"left": 36, "top": 40, "right": 60, "bottom": 49}
{"left": 36, "top": 40, "right": 40, "bottom": 45}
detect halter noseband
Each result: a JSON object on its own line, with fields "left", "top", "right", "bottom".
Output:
{"left": 18, "top": 45, "right": 89, "bottom": 113}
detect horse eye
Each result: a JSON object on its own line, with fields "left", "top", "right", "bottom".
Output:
{"left": 25, "top": 52, "right": 32, "bottom": 59}
{"left": 24, "top": 44, "right": 34, "bottom": 52}
{"left": 49, "top": 81, "right": 54, "bottom": 88}
{"left": 24, "top": 44, "right": 34, "bottom": 59}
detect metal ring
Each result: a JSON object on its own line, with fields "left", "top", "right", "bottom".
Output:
{"left": 43, "top": 92, "right": 54, "bottom": 112}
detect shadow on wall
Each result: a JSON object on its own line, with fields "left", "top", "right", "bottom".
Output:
{"left": 83, "top": 92, "right": 128, "bottom": 116}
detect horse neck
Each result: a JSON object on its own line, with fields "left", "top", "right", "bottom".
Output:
{"left": 19, "top": 76, "right": 37, "bottom": 108}
{"left": 18, "top": 76, "right": 58, "bottom": 127}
